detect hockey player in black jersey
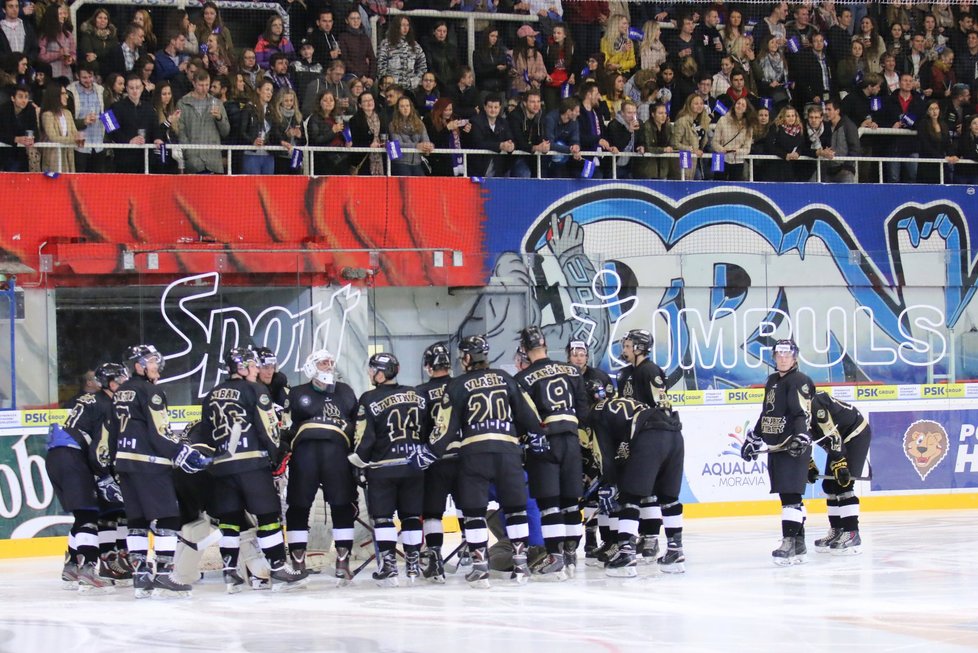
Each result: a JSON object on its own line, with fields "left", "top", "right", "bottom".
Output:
{"left": 568, "top": 339, "right": 614, "bottom": 396}
{"left": 809, "top": 391, "right": 871, "bottom": 555}
{"left": 419, "top": 335, "right": 546, "bottom": 588}
{"left": 349, "top": 352, "right": 426, "bottom": 587}
{"left": 741, "top": 338, "right": 816, "bottom": 566}
{"left": 416, "top": 341, "right": 457, "bottom": 583}
{"left": 616, "top": 328, "right": 668, "bottom": 563}
{"left": 48, "top": 362, "right": 129, "bottom": 593}
{"left": 283, "top": 349, "right": 359, "bottom": 584}
{"left": 583, "top": 381, "right": 686, "bottom": 577}
{"left": 516, "top": 326, "right": 589, "bottom": 580}
{"left": 112, "top": 344, "right": 210, "bottom": 598}
{"left": 197, "top": 347, "right": 309, "bottom": 592}
{"left": 255, "top": 346, "right": 290, "bottom": 415}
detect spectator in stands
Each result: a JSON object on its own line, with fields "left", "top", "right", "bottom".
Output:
{"left": 239, "top": 48, "right": 262, "bottom": 90}
{"left": 338, "top": 8, "right": 376, "bottom": 84}
{"left": 204, "top": 32, "right": 233, "bottom": 81}
{"left": 291, "top": 38, "right": 322, "bottom": 101}
{"left": 240, "top": 78, "right": 275, "bottom": 174}
{"left": 899, "top": 32, "right": 930, "bottom": 90}
{"left": 879, "top": 52, "right": 900, "bottom": 93}
{"left": 107, "top": 74, "right": 157, "bottom": 172}
{"left": 224, "top": 73, "right": 251, "bottom": 169}
{"left": 413, "top": 70, "right": 440, "bottom": 118}
{"left": 542, "top": 95, "right": 581, "bottom": 177}
{"left": 0, "top": 0, "right": 38, "bottom": 60}
{"left": 168, "top": 9, "right": 198, "bottom": 59}
{"left": 543, "top": 23, "right": 576, "bottom": 113}
{"left": 818, "top": 96, "right": 861, "bottom": 183}
{"left": 757, "top": 35, "right": 791, "bottom": 111}
{"left": 387, "top": 95, "right": 433, "bottom": 176}
{"left": 639, "top": 20, "right": 666, "bottom": 75}
{"left": 302, "top": 58, "right": 351, "bottom": 117}
{"left": 136, "top": 56, "right": 156, "bottom": 98}
{"left": 946, "top": 83, "right": 971, "bottom": 138}
{"left": 512, "top": 24, "right": 548, "bottom": 95}
{"left": 381, "top": 83, "right": 403, "bottom": 122}
{"left": 377, "top": 16, "right": 427, "bottom": 91}
{"left": 602, "top": 72, "right": 626, "bottom": 116}
{"left": 349, "top": 91, "right": 388, "bottom": 175}
{"left": 826, "top": 6, "right": 853, "bottom": 67}
{"left": 666, "top": 13, "right": 699, "bottom": 68}
{"left": 837, "top": 39, "right": 870, "bottom": 94}
{"left": 171, "top": 55, "right": 202, "bottom": 101}
{"left": 68, "top": 63, "right": 107, "bottom": 173}
{"left": 882, "top": 72, "right": 925, "bottom": 182}
{"left": 508, "top": 88, "right": 549, "bottom": 177}
{"left": 195, "top": 2, "right": 233, "bottom": 59}
{"left": 132, "top": 9, "right": 157, "bottom": 57}
{"left": 957, "top": 114, "right": 978, "bottom": 183}
{"left": 766, "top": 104, "right": 805, "bottom": 181}
{"left": 729, "top": 35, "right": 760, "bottom": 96}
{"left": 672, "top": 55, "right": 699, "bottom": 119}
{"left": 424, "top": 97, "right": 470, "bottom": 177}
{"left": 469, "top": 93, "right": 515, "bottom": 177}
{"left": 885, "top": 22, "right": 909, "bottom": 59}
{"left": 917, "top": 99, "right": 958, "bottom": 183}
{"left": 562, "top": 0, "right": 608, "bottom": 66}
{"left": 578, "top": 79, "right": 609, "bottom": 156}
{"left": 794, "top": 32, "right": 834, "bottom": 105}
{"left": 954, "top": 32, "right": 978, "bottom": 89}
{"left": 600, "top": 14, "right": 636, "bottom": 78}
{"left": 919, "top": 13, "right": 947, "bottom": 59}
{"left": 154, "top": 30, "right": 187, "bottom": 83}
{"left": 424, "top": 21, "right": 459, "bottom": 94}
{"left": 695, "top": 6, "right": 724, "bottom": 76}
{"left": 800, "top": 103, "right": 831, "bottom": 180}
{"left": 885, "top": 2, "right": 912, "bottom": 37}
{"left": 103, "top": 23, "right": 144, "bottom": 79}
{"left": 447, "top": 66, "right": 479, "bottom": 119}
{"left": 78, "top": 8, "right": 115, "bottom": 81}
{"left": 32, "top": 60, "right": 52, "bottom": 104}
{"left": 309, "top": 10, "right": 342, "bottom": 69}
{"left": 721, "top": 7, "right": 744, "bottom": 51}
{"left": 786, "top": 3, "right": 819, "bottom": 51}
{"left": 670, "top": 93, "right": 709, "bottom": 178}
{"left": 842, "top": 73, "right": 884, "bottom": 129}
{"left": 712, "top": 95, "right": 754, "bottom": 180}
{"left": 268, "top": 87, "right": 304, "bottom": 174}
{"left": 928, "top": 48, "right": 956, "bottom": 100}
{"left": 177, "top": 69, "right": 230, "bottom": 173}
{"left": 39, "top": 83, "right": 77, "bottom": 172}
{"left": 306, "top": 89, "right": 350, "bottom": 175}
{"left": 712, "top": 55, "right": 734, "bottom": 98}
{"left": 633, "top": 101, "right": 672, "bottom": 179}
{"left": 605, "top": 98, "right": 640, "bottom": 178}
{"left": 256, "top": 15, "right": 295, "bottom": 70}
{"left": 750, "top": 104, "right": 772, "bottom": 180}
{"left": 947, "top": 12, "right": 974, "bottom": 60}
{"left": 854, "top": 16, "right": 885, "bottom": 72}
{"left": 265, "top": 52, "right": 295, "bottom": 92}
{"left": 654, "top": 61, "right": 675, "bottom": 110}
{"left": 473, "top": 27, "right": 509, "bottom": 95}
{"left": 151, "top": 81, "right": 180, "bottom": 173}
{"left": 751, "top": 2, "right": 788, "bottom": 55}
{"left": 0, "top": 85, "right": 37, "bottom": 171}
{"left": 103, "top": 72, "right": 124, "bottom": 106}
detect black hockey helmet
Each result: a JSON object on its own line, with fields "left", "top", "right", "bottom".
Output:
{"left": 369, "top": 352, "right": 400, "bottom": 380}
{"left": 623, "top": 329, "right": 653, "bottom": 355}
{"left": 585, "top": 379, "right": 607, "bottom": 402}
{"left": 423, "top": 341, "right": 452, "bottom": 371}
{"left": 458, "top": 335, "right": 490, "bottom": 363}
{"left": 225, "top": 346, "right": 259, "bottom": 375}
{"left": 94, "top": 362, "right": 128, "bottom": 389}
{"left": 514, "top": 346, "right": 530, "bottom": 368}
{"left": 254, "top": 346, "right": 277, "bottom": 367}
{"left": 774, "top": 338, "right": 799, "bottom": 357}
{"left": 566, "top": 338, "right": 589, "bottom": 354}
{"left": 125, "top": 344, "right": 165, "bottom": 373}
{"left": 519, "top": 325, "right": 547, "bottom": 352}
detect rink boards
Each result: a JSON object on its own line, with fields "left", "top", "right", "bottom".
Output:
{"left": 2, "top": 383, "right": 978, "bottom": 557}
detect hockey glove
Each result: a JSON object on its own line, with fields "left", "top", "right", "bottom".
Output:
{"left": 807, "top": 459, "right": 819, "bottom": 484}
{"left": 740, "top": 430, "right": 762, "bottom": 462}
{"left": 597, "top": 485, "right": 620, "bottom": 514}
{"left": 174, "top": 444, "right": 211, "bottom": 474}
{"left": 272, "top": 451, "right": 291, "bottom": 478}
{"left": 830, "top": 457, "right": 852, "bottom": 488}
{"left": 526, "top": 432, "right": 551, "bottom": 455}
{"left": 97, "top": 475, "right": 123, "bottom": 504}
{"left": 786, "top": 433, "right": 812, "bottom": 458}
{"left": 407, "top": 444, "right": 438, "bottom": 471}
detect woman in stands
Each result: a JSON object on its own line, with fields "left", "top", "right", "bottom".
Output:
{"left": 240, "top": 79, "right": 275, "bottom": 175}
{"left": 168, "top": 9, "right": 198, "bottom": 59}
{"left": 424, "top": 97, "right": 471, "bottom": 177}
{"left": 238, "top": 49, "right": 262, "bottom": 91}
{"left": 152, "top": 81, "right": 181, "bottom": 174}
{"left": 472, "top": 28, "right": 509, "bottom": 96}
{"left": 255, "top": 15, "right": 295, "bottom": 70}
{"left": 670, "top": 93, "right": 710, "bottom": 179}
{"left": 78, "top": 8, "right": 116, "bottom": 80}
{"left": 600, "top": 14, "right": 636, "bottom": 78}
{"left": 751, "top": 105, "right": 772, "bottom": 180}
{"left": 306, "top": 89, "right": 349, "bottom": 175}
{"left": 269, "top": 88, "right": 305, "bottom": 174}
{"left": 195, "top": 2, "right": 234, "bottom": 60}
{"left": 722, "top": 8, "right": 744, "bottom": 54}
{"left": 836, "top": 40, "right": 870, "bottom": 95}
{"left": 854, "top": 16, "right": 885, "bottom": 72}
{"left": 766, "top": 105, "right": 805, "bottom": 181}
{"left": 413, "top": 71, "right": 440, "bottom": 119}
{"left": 377, "top": 16, "right": 427, "bottom": 91}
{"left": 511, "top": 25, "right": 547, "bottom": 95}
{"left": 204, "top": 33, "right": 234, "bottom": 80}
{"left": 349, "top": 91, "right": 388, "bottom": 175}
{"left": 132, "top": 9, "right": 157, "bottom": 57}
{"left": 956, "top": 115, "right": 978, "bottom": 184}
{"left": 757, "top": 35, "right": 791, "bottom": 113}
{"left": 634, "top": 102, "right": 674, "bottom": 180}
{"left": 38, "top": 3, "right": 76, "bottom": 83}
{"left": 916, "top": 100, "right": 958, "bottom": 184}
{"left": 40, "top": 83, "right": 77, "bottom": 173}
{"left": 712, "top": 96, "right": 755, "bottom": 181}
{"left": 388, "top": 95, "right": 433, "bottom": 176}
{"left": 103, "top": 72, "right": 125, "bottom": 106}
{"left": 639, "top": 20, "right": 667, "bottom": 75}
{"left": 543, "top": 23, "right": 576, "bottom": 115}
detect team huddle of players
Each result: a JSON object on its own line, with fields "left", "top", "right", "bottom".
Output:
{"left": 46, "top": 329, "right": 870, "bottom": 597}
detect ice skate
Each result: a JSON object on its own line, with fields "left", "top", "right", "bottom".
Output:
{"left": 637, "top": 535, "right": 660, "bottom": 565}
{"left": 814, "top": 528, "right": 841, "bottom": 552}
{"left": 586, "top": 541, "right": 615, "bottom": 568}
{"left": 605, "top": 544, "right": 638, "bottom": 578}
{"left": 372, "top": 550, "right": 399, "bottom": 588}
{"left": 77, "top": 560, "right": 114, "bottom": 594}
{"left": 772, "top": 535, "right": 807, "bottom": 566}
{"left": 563, "top": 541, "right": 578, "bottom": 579}
{"left": 151, "top": 557, "right": 192, "bottom": 598}
{"left": 61, "top": 558, "right": 79, "bottom": 590}
{"left": 131, "top": 558, "right": 154, "bottom": 599}
{"left": 421, "top": 549, "right": 446, "bottom": 584}
{"left": 830, "top": 531, "right": 862, "bottom": 556}
{"left": 223, "top": 569, "right": 245, "bottom": 594}
{"left": 270, "top": 562, "right": 310, "bottom": 592}
{"left": 657, "top": 534, "right": 686, "bottom": 574}
{"left": 531, "top": 553, "right": 568, "bottom": 582}
{"left": 288, "top": 548, "right": 307, "bottom": 573}
{"left": 248, "top": 568, "right": 271, "bottom": 590}
{"left": 510, "top": 541, "right": 530, "bottom": 586}
{"left": 464, "top": 548, "right": 490, "bottom": 589}
{"left": 99, "top": 551, "right": 133, "bottom": 586}
{"left": 405, "top": 551, "right": 421, "bottom": 585}
{"left": 334, "top": 547, "right": 354, "bottom": 587}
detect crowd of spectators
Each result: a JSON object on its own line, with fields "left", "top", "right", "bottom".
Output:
{"left": 2, "top": 0, "right": 978, "bottom": 182}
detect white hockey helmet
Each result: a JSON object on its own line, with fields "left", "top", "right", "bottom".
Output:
{"left": 303, "top": 349, "right": 336, "bottom": 386}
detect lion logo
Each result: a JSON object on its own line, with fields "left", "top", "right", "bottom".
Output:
{"left": 902, "top": 420, "right": 949, "bottom": 481}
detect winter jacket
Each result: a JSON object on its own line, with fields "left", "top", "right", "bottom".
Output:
{"left": 378, "top": 39, "right": 427, "bottom": 89}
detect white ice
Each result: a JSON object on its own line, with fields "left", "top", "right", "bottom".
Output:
{"left": 1, "top": 510, "right": 977, "bottom": 653}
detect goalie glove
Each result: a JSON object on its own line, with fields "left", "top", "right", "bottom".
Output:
{"left": 807, "top": 459, "right": 819, "bottom": 484}
{"left": 740, "top": 430, "right": 762, "bottom": 462}
{"left": 830, "top": 457, "right": 852, "bottom": 487}
{"left": 786, "top": 433, "right": 812, "bottom": 458}
{"left": 97, "top": 475, "right": 123, "bottom": 504}
{"left": 597, "top": 485, "right": 620, "bottom": 514}
{"left": 174, "top": 444, "right": 211, "bottom": 474}
{"left": 407, "top": 444, "right": 438, "bottom": 471}
{"left": 526, "top": 432, "right": 551, "bottom": 455}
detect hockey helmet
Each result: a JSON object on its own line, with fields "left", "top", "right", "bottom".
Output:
{"left": 423, "top": 341, "right": 452, "bottom": 371}
{"left": 774, "top": 338, "right": 799, "bottom": 357}
{"left": 224, "top": 346, "right": 259, "bottom": 375}
{"left": 458, "top": 335, "right": 490, "bottom": 363}
{"left": 519, "top": 325, "right": 547, "bottom": 352}
{"left": 94, "top": 362, "right": 128, "bottom": 389}
{"left": 514, "top": 346, "right": 530, "bottom": 368}
{"left": 125, "top": 344, "right": 165, "bottom": 373}
{"left": 254, "top": 346, "right": 278, "bottom": 367}
{"left": 369, "top": 352, "right": 400, "bottom": 381}
{"left": 302, "top": 349, "right": 336, "bottom": 386}
{"left": 566, "top": 339, "right": 589, "bottom": 354}
{"left": 623, "top": 329, "right": 653, "bottom": 355}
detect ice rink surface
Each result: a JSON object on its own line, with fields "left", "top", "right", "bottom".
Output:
{"left": 1, "top": 510, "right": 977, "bottom": 653}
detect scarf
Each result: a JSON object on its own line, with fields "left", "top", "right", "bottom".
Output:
{"left": 614, "top": 34, "right": 628, "bottom": 51}
{"left": 807, "top": 123, "right": 824, "bottom": 150}
{"left": 783, "top": 123, "right": 801, "bottom": 137}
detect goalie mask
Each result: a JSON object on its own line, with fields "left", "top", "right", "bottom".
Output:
{"left": 303, "top": 349, "right": 336, "bottom": 390}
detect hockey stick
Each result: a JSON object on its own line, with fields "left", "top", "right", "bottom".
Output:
{"left": 815, "top": 474, "right": 872, "bottom": 482}
{"left": 347, "top": 453, "right": 412, "bottom": 470}
{"left": 213, "top": 422, "right": 242, "bottom": 463}
{"left": 756, "top": 431, "right": 833, "bottom": 455}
